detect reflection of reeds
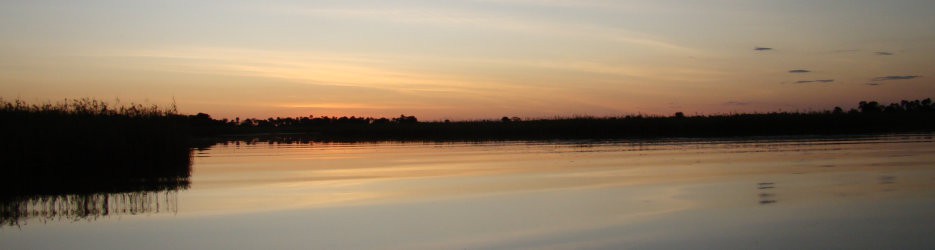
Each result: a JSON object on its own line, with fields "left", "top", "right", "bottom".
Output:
{"left": 0, "top": 98, "right": 193, "bottom": 225}
{"left": 1, "top": 189, "right": 184, "bottom": 226}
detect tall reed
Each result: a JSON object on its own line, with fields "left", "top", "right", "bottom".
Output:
{"left": 0, "top": 98, "right": 192, "bottom": 199}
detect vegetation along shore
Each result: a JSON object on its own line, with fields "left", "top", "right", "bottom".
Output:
{"left": 188, "top": 98, "right": 935, "bottom": 140}
{"left": 3, "top": 98, "right": 934, "bottom": 196}
{"left": 1, "top": 98, "right": 191, "bottom": 220}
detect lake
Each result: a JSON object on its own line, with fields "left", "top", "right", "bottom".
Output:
{"left": 3, "top": 134, "right": 935, "bottom": 249}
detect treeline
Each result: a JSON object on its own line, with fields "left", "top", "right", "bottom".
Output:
{"left": 188, "top": 113, "right": 417, "bottom": 136}
{"left": 853, "top": 99, "right": 935, "bottom": 113}
{"left": 5, "top": 97, "right": 935, "bottom": 144}
{"left": 189, "top": 98, "right": 935, "bottom": 140}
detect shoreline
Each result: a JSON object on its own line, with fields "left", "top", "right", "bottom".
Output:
{"left": 190, "top": 112, "right": 935, "bottom": 143}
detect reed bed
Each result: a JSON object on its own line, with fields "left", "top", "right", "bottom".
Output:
{"left": 0, "top": 98, "right": 192, "bottom": 200}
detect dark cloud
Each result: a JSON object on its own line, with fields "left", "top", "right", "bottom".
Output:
{"left": 866, "top": 82, "right": 883, "bottom": 86}
{"left": 754, "top": 47, "right": 773, "bottom": 51}
{"left": 795, "top": 79, "right": 835, "bottom": 84}
{"left": 875, "top": 51, "right": 894, "bottom": 56}
{"left": 724, "top": 101, "right": 750, "bottom": 106}
{"left": 788, "top": 69, "right": 811, "bottom": 73}
{"left": 872, "top": 75, "right": 921, "bottom": 81}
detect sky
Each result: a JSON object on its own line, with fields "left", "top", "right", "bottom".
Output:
{"left": 1, "top": 0, "right": 934, "bottom": 120}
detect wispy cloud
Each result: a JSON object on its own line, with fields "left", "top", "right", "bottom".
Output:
{"left": 788, "top": 69, "right": 811, "bottom": 73}
{"left": 829, "top": 49, "right": 860, "bottom": 54}
{"left": 872, "top": 75, "right": 921, "bottom": 81}
{"left": 469, "top": 0, "right": 684, "bottom": 13}
{"left": 526, "top": 60, "right": 727, "bottom": 83}
{"left": 794, "top": 79, "right": 834, "bottom": 84}
{"left": 754, "top": 47, "right": 773, "bottom": 51}
{"left": 875, "top": 51, "right": 894, "bottom": 56}
{"left": 724, "top": 101, "right": 750, "bottom": 106}
{"left": 280, "top": 6, "right": 701, "bottom": 55}
{"left": 866, "top": 75, "right": 922, "bottom": 86}
{"left": 277, "top": 102, "right": 452, "bottom": 111}
{"left": 100, "top": 46, "right": 723, "bottom": 104}
{"left": 471, "top": 0, "right": 614, "bottom": 8}
{"left": 101, "top": 47, "right": 513, "bottom": 95}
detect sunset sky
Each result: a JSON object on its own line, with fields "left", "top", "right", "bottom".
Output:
{"left": 2, "top": 0, "right": 933, "bottom": 120}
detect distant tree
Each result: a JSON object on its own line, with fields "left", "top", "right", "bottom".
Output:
{"left": 189, "top": 113, "right": 218, "bottom": 126}
{"left": 884, "top": 103, "right": 903, "bottom": 113}
{"left": 832, "top": 107, "right": 844, "bottom": 114}
{"left": 902, "top": 98, "right": 935, "bottom": 112}
{"left": 372, "top": 117, "right": 390, "bottom": 124}
{"left": 859, "top": 101, "right": 882, "bottom": 113}
{"left": 393, "top": 114, "right": 418, "bottom": 124}
{"left": 901, "top": 100, "right": 916, "bottom": 111}
{"left": 674, "top": 112, "right": 685, "bottom": 118}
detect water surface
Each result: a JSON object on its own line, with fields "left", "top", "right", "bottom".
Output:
{"left": 3, "top": 135, "right": 935, "bottom": 249}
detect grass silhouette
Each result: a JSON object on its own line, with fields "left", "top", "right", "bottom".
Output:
{"left": 0, "top": 98, "right": 191, "bottom": 199}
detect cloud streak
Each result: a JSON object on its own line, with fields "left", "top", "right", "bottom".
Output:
{"left": 754, "top": 47, "right": 773, "bottom": 51}
{"left": 788, "top": 69, "right": 811, "bottom": 73}
{"left": 795, "top": 79, "right": 834, "bottom": 84}
{"left": 866, "top": 75, "right": 922, "bottom": 85}
{"left": 724, "top": 101, "right": 750, "bottom": 106}
{"left": 282, "top": 6, "right": 702, "bottom": 55}
{"left": 103, "top": 47, "right": 515, "bottom": 95}
{"left": 872, "top": 75, "right": 921, "bottom": 81}
{"left": 875, "top": 51, "right": 894, "bottom": 56}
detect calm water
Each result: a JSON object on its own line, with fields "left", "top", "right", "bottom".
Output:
{"left": 3, "top": 134, "right": 935, "bottom": 249}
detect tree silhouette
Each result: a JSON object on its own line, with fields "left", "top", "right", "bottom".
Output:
{"left": 859, "top": 101, "right": 882, "bottom": 113}
{"left": 394, "top": 114, "right": 418, "bottom": 124}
